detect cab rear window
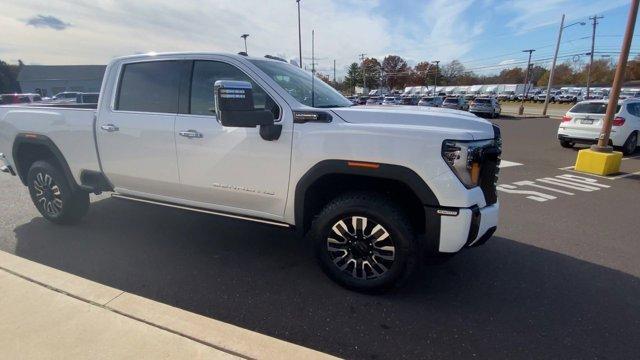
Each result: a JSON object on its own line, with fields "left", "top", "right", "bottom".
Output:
{"left": 570, "top": 103, "right": 621, "bottom": 114}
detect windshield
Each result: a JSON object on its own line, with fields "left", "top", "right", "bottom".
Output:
{"left": 443, "top": 98, "right": 457, "bottom": 103}
{"left": 249, "top": 59, "right": 352, "bottom": 108}
{"left": 570, "top": 102, "right": 621, "bottom": 114}
{"left": 474, "top": 99, "right": 491, "bottom": 104}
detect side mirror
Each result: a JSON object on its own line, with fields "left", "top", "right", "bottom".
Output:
{"left": 213, "top": 80, "right": 274, "bottom": 128}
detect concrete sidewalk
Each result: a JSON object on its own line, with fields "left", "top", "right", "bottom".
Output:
{"left": 0, "top": 251, "right": 337, "bottom": 360}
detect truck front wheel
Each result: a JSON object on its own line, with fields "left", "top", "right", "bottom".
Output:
{"left": 27, "top": 160, "right": 89, "bottom": 225}
{"left": 309, "top": 192, "right": 418, "bottom": 292}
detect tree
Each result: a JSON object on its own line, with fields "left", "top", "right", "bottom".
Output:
{"left": 574, "top": 59, "right": 613, "bottom": 86}
{"left": 440, "top": 60, "right": 465, "bottom": 85}
{"left": 625, "top": 55, "right": 640, "bottom": 81}
{"left": 316, "top": 72, "right": 331, "bottom": 84}
{"left": 344, "top": 62, "right": 361, "bottom": 90}
{"left": 361, "top": 58, "right": 381, "bottom": 89}
{"left": 0, "top": 60, "right": 21, "bottom": 94}
{"left": 410, "top": 61, "right": 431, "bottom": 86}
{"left": 382, "top": 55, "right": 409, "bottom": 89}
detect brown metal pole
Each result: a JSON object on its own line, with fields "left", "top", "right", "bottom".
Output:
{"left": 593, "top": 0, "right": 639, "bottom": 151}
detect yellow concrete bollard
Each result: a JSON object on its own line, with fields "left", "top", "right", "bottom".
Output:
{"left": 574, "top": 148, "right": 622, "bottom": 176}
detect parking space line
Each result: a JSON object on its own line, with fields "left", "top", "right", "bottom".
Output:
{"left": 559, "top": 167, "right": 640, "bottom": 180}
{"left": 499, "top": 160, "right": 523, "bottom": 168}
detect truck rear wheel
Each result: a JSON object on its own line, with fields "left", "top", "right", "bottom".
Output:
{"left": 27, "top": 160, "right": 89, "bottom": 225}
{"left": 309, "top": 192, "right": 417, "bottom": 292}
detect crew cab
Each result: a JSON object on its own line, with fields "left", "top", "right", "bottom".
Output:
{"left": 0, "top": 52, "right": 501, "bottom": 291}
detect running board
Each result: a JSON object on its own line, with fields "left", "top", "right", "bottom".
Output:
{"left": 111, "top": 194, "right": 291, "bottom": 228}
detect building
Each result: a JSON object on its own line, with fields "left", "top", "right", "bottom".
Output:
{"left": 17, "top": 65, "right": 106, "bottom": 97}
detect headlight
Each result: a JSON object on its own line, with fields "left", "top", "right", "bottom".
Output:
{"left": 441, "top": 139, "right": 496, "bottom": 188}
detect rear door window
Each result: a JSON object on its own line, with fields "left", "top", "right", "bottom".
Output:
{"left": 571, "top": 102, "right": 621, "bottom": 114}
{"left": 116, "top": 61, "right": 185, "bottom": 113}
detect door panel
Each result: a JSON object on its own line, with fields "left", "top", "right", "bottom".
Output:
{"left": 174, "top": 60, "right": 292, "bottom": 219}
{"left": 96, "top": 60, "right": 188, "bottom": 197}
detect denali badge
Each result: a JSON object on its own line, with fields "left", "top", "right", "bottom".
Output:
{"left": 437, "top": 209, "right": 459, "bottom": 216}
{"left": 212, "top": 183, "right": 275, "bottom": 196}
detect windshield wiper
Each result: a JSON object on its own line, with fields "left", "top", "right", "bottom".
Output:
{"left": 315, "top": 104, "right": 352, "bottom": 108}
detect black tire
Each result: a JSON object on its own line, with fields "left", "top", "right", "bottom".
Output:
{"left": 560, "top": 140, "right": 575, "bottom": 148}
{"left": 621, "top": 131, "right": 638, "bottom": 155}
{"left": 309, "top": 192, "right": 418, "bottom": 292}
{"left": 27, "top": 160, "right": 89, "bottom": 225}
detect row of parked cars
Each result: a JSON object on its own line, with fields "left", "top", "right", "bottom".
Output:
{"left": 347, "top": 94, "right": 502, "bottom": 118}
{"left": 0, "top": 92, "right": 99, "bottom": 105}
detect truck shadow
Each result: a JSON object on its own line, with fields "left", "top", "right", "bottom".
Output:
{"left": 11, "top": 197, "right": 640, "bottom": 359}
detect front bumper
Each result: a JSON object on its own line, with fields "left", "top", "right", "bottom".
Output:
{"left": 433, "top": 203, "right": 499, "bottom": 253}
{"left": 0, "top": 153, "right": 16, "bottom": 176}
{"left": 469, "top": 108, "right": 493, "bottom": 114}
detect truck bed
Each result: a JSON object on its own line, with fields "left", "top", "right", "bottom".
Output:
{"left": 0, "top": 104, "right": 102, "bottom": 185}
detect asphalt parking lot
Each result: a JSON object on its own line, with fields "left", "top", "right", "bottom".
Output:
{"left": 1, "top": 116, "right": 639, "bottom": 359}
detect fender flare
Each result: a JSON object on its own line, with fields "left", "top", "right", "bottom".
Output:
{"left": 12, "top": 133, "right": 85, "bottom": 191}
{"left": 294, "top": 159, "right": 440, "bottom": 232}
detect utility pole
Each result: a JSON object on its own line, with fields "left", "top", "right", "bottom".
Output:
{"left": 519, "top": 49, "right": 535, "bottom": 115}
{"left": 433, "top": 60, "right": 440, "bottom": 96}
{"left": 593, "top": 1, "right": 638, "bottom": 151}
{"left": 333, "top": 59, "right": 336, "bottom": 83}
{"left": 311, "top": 30, "right": 315, "bottom": 107}
{"left": 296, "top": 0, "right": 302, "bottom": 68}
{"left": 586, "top": 15, "right": 604, "bottom": 99}
{"left": 241, "top": 34, "right": 249, "bottom": 54}
{"left": 359, "top": 53, "right": 367, "bottom": 93}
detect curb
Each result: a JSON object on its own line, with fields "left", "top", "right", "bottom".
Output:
{"left": 0, "top": 251, "right": 338, "bottom": 360}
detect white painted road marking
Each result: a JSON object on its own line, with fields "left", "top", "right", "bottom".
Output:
{"left": 498, "top": 173, "right": 610, "bottom": 202}
{"left": 499, "top": 160, "right": 523, "bottom": 168}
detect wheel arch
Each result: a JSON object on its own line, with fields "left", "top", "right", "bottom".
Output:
{"left": 294, "top": 160, "right": 440, "bottom": 237}
{"left": 12, "top": 133, "right": 83, "bottom": 191}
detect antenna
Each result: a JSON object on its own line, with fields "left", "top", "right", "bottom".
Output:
{"left": 311, "top": 29, "right": 315, "bottom": 108}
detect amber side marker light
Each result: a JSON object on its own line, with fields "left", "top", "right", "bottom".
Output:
{"left": 347, "top": 161, "right": 380, "bottom": 169}
{"left": 470, "top": 162, "right": 481, "bottom": 185}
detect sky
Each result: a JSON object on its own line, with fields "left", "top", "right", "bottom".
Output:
{"left": 1, "top": 0, "right": 639, "bottom": 79}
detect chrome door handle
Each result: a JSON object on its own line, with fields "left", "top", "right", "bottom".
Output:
{"left": 100, "top": 124, "right": 119, "bottom": 132}
{"left": 179, "top": 130, "right": 203, "bottom": 139}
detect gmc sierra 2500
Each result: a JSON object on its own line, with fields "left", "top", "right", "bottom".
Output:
{"left": 0, "top": 52, "right": 501, "bottom": 291}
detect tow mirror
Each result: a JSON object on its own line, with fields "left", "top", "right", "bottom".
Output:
{"left": 213, "top": 80, "right": 274, "bottom": 128}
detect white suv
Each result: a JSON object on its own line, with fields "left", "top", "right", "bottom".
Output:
{"left": 558, "top": 99, "right": 640, "bottom": 155}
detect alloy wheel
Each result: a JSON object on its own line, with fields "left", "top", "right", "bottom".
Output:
{"left": 33, "top": 172, "right": 63, "bottom": 217}
{"left": 326, "top": 216, "right": 396, "bottom": 280}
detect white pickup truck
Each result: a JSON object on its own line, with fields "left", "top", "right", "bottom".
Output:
{"left": 0, "top": 52, "right": 500, "bottom": 291}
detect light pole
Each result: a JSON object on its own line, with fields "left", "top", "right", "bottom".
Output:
{"left": 433, "top": 60, "right": 440, "bottom": 96}
{"left": 543, "top": 15, "right": 586, "bottom": 116}
{"left": 241, "top": 34, "right": 249, "bottom": 54}
{"left": 518, "top": 49, "right": 535, "bottom": 115}
{"left": 297, "top": 0, "right": 302, "bottom": 68}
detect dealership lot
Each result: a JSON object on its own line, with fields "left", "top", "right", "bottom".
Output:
{"left": 0, "top": 116, "right": 639, "bottom": 359}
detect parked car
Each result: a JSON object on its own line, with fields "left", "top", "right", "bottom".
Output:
{"left": 52, "top": 92, "right": 79, "bottom": 101}
{"left": 400, "top": 96, "right": 419, "bottom": 105}
{"left": 356, "top": 96, "right": 369, "bottom": 105}
{"left": 366, "top": 96, "right": 383, "bottom": 105}
{"left": 535, "top": 90, "right": 563, "bottom": 103}
{"left": 0, "top": 52, "right": 501, "bottom": 291}
{"left": 347, "top": 96, "right": 358, "bottom": 105}
{"left": 497, "top": 91, "right": 516, "bottom": 101}
{"left": 382, "top": 96, "right": 401, "bottom": 105}
{"left": 558, "top": 99, "right": 639, "bottom": 155}
{"left": 0, "top": 93, "right": 42, "bottom": 104}
{"left": 417, "top": 96, "right": 444, "bottom": 107}
{"left": 619, "top": 90, "right": 640, "bottom": 99}
{"left": 558, "top": 90, "right": 584, "bottom": 103}
{"left": 441, "top": 96, "right": 469, "bottom": 111}
{"left": 76, "top": 92, "right": 100, "bottom": 104}
{"left": 469, "top": 97, "right": 501, "bottom": 118}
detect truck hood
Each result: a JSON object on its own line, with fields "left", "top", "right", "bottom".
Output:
{"left": 330, "top": 105, "right": 495, "bottom": 140}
